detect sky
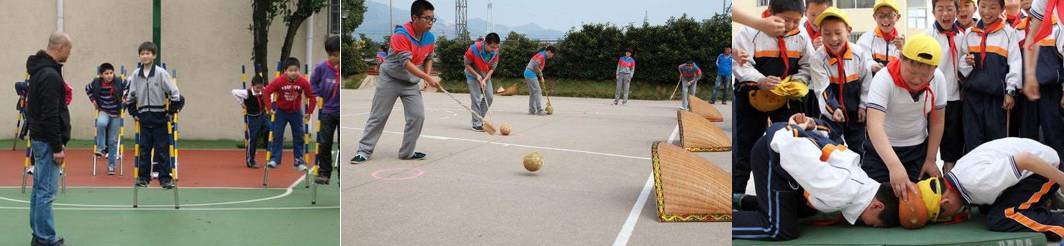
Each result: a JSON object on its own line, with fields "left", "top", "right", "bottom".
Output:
{"left": 366, "top": 0, "right": 729, "bottom": 32}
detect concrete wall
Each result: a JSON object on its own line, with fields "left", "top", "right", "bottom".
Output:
{"left": 0, "top": 0, "right": 332, "bottom": 141}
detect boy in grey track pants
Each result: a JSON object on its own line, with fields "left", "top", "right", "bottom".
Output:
{"left": 523, "top": 46, "right": 555, "bottom": 115}
{"left": 351, "top": 0, "right": 440, "bottom": 164}
{"left": 615, "top": 49, "right": 636, "bottom": 105}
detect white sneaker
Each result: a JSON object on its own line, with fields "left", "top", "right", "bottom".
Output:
{"left": 295, "top": 164, "right": 308, "bottom": 172}
{"left": 25, "top": 165, "right": 34, "bottom": 175}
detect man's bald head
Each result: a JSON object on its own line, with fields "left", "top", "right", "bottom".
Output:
{"left": 46, "top": 32, "right": 71, "bottom": 63}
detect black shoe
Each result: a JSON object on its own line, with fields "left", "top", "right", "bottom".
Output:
{"left": 350, "top": 155, "right": 367, "bottom": 164}
{"left": 472, "top": 126, "right": 484, "bottom": 132}
{"left": 709, "top": 101, "right": 716, "bottom": 104}
{"left": 406, "top": 152, "right": 427, "bottom": 160}
{"left": 31, "top": 236, "right": 63, "bottom": 246}
{"left": 247, "top": 161, "right": 257, "bottom": 168}
{"left": 160, "top": 179, "right": 176, "bottom": 189}
{"left": 135, "top": 178, "right": 149, "bottom": 187}
{"left": 721, "top": 101, "right": 728, "bottom": 105}
{"left": 314, "top": 175, "right": 331, "bottom": 185}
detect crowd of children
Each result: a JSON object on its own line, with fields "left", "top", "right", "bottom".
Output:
{"left": 733, "top": 0, "right": 1064, "bottom": 241}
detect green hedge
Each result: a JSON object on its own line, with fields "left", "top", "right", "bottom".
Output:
{"left": 430, "top": 13, "right": 731, "bottom": 85}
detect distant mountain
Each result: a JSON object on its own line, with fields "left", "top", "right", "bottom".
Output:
{"left": 355, "top": 1, "right": 564, "bottom": 41}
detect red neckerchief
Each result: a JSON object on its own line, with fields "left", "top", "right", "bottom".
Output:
{"left": 778, "top": 36, "right": 790, "bottom": 77}
{"left": 941, "top": 176, "right": 970, "bottom": 224}
{"left": 829, "top": 44, "right": 850, "bottom": 121}
{"left": 973, "top": 19, "right": 1006, "bottom": 68}
{"left": 936, "top": 22, "right": 960, "bottom": 76}
{"left": 1007, "top": 12, "right": 1022, "bottom": 27}
{"left": 804, "top": 21, "right": 821, "bottom": 41}
{"left": 1028, "top": 0, "right": 1064, "bottom": 50}
{"left": 876, "top": 26, "right": 898, "bottom": 43}
{"left": 887, "top": 59, "right": 937, "bottom": 119}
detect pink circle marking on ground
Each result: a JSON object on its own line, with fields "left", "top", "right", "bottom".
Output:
{"left": 371, "top": 168, "right": 425, "bottom": 181}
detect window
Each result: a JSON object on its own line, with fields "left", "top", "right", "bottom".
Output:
{"left": 758, "top": 0, "right": 769, "bottom": 7}
{"left": 838, "top": 0, "right": 875, "bottom": 9}
{"left": 849, "top": 32, "right": 864, "bottom": 43}
{"left": 330, "top": 0, "right": 341, "bottom": 34}
{"left": 909, "top": 8, "right": 928, "bottom": 30}
{"left": 907, "top": 0, "right": 929, "bottom": 30}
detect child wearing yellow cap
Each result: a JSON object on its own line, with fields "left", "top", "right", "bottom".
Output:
{"left": 858, "top": 0, "right": 905, "bottom": 73}
{"left": 958, "top": 0, "right": 1022, "bottom": 156}
{"left": 732, "top": 0, "right": 818, "bottom": 196}
{"left": 930, "top": 137, "right": 1064, "bottom": 240}
{"left": 813, "top": 7, "right": 874, "bottom": 156}
{"left": 864, "top": 34, "right": 948, "bottom": 202}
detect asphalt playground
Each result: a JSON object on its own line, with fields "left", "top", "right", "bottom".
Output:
{"left": 341, "top": 87, "right": 732, "bottom": 245}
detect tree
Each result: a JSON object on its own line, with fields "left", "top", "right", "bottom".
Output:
{"left": 278, "top": 0, "right": 330, "bottom": 64}
{"left": 343, "top": 0, "right": 367, "bottom": 76}
{"left": 251, "top": 0, "right": 283, "bottom": 76}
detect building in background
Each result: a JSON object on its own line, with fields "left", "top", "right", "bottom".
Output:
{"left": 0, "top": 1, "right": 338, "bottom": 140}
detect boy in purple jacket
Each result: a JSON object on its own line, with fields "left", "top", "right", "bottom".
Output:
{"left": 311, "top": 36, "right": 341, "bottom": 184}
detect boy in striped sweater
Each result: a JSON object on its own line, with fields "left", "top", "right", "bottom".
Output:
{"left": 85, "top": 63, "right": 127, "bottom": 175}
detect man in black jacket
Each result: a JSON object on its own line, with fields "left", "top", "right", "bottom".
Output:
{"left": 26, "top": 32, "right": 71, "bottom": 246}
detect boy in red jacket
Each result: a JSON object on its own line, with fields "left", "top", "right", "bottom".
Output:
{"left": 263, "top": 57, "right": 317, "bottom": 171}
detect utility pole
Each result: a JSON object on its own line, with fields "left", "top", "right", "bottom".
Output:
{"left": 456, "top": 0, "right": 469, "bottom": 40}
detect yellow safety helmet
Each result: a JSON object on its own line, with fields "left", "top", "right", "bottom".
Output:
{"left": 917, "top": 177, "right": 945, "bottom": 221}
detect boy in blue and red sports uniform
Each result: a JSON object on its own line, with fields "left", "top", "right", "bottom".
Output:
{"left": 463, "top": 32, "right": 501, "bottom": 131}
{"left": 524, "top": 46, "right": 554, "bottom": 115}
{"left": 615, "top": 49, "right": 636, "bottom": 105}
{"left": 352, "top": 0, "right": 440, "bottom": 164}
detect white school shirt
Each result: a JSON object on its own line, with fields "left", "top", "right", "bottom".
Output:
{"left": 771, "top": 128, "right": 880, "bottom": 225}
{"left": 865, "top": 68, "right": 949, "bottom": 146}
{"left": 946, "top": 137, "right": 1060, "bottom": 205}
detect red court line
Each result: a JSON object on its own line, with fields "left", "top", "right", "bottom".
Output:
{"left": 1, "top": 149, "right": 305, "bottom": 188}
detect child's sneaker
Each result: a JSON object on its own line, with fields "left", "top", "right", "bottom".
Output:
{"left": 160, "top": 179, "right": 176, "bottom": 189}
{"left": 314, "top": 175, "right": 330, "bottom": 185}
{"left": 94, "top": 151, "right": 104, "bottom": 158}
{"left": 350, "top": 155, "right": 367, "bottom": 164}
{"left": 406, "top": 152, "right": 427, "bottom": 160}
{"left": 472, "top": 126, "right": 484, "bottom": 132}
{"left": 107, "top": 166, "right": 115, "bottom": 176}
{"left": 294, "top": 160, "right": 308, "bottom": 172}
{"left": 25, "top": 165, "right": 34, "bottom": 175}
{"left": 135, "top": 178, "right": 149, "bottom": 187}
{"left": 267, "top": 160, "right": 279, "bottom": 169}
{"left": 246, "top": 161, "right": 257, "bottom": 168}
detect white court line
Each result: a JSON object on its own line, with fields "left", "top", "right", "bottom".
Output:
{"left": 0, "top": 174, "right": 308, "bottom": 208}
{"left": 340, "top": 126, "right": 650, "bottom": 161}
{"left": 612, "top": 125, "right": 678, "bottom": 246}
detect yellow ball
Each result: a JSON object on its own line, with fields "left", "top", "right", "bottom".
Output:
{"left": 500, "top": 123, "right": 512, "bottom": 135}
{"left": 523, "top": 152, "right": 543, "bottom": 172}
